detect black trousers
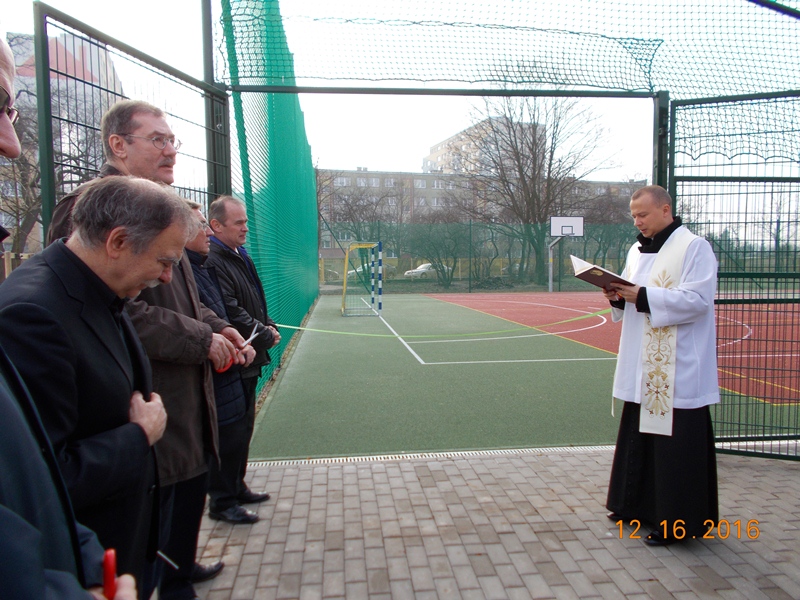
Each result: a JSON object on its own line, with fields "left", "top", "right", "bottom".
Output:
{"left": 208, "top": 376, "right": 258, "bottom": 512}
{"left": 606, "top": 402, "right": 719, "bottom": 538}
{"left": 159, "top": 472, "right": 209, "bottom": 600}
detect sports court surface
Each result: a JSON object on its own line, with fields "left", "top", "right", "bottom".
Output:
{"left": 250, "top": 292, "right": 622, "bottom": 460}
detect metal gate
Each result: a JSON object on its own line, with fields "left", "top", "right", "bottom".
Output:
{"left": 670, "top": 91, "right": 800, "bottom": 460}
{"left": 32, "top": 2, "right": 230, "bottom": 232}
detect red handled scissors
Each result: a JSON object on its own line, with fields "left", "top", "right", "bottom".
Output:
{"left": 215, "top": 324, "right": 261, "bottom": 373}
{"left": 103, "top": 549, "right": 116, "bottom": 599}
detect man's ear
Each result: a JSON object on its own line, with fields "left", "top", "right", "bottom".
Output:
{"left": 107, "top": 134, "right": 128, "bottom": 159}
{"left": 105, "top": 226, "right": 129, "bottom": 259}
{"left": 209, "top": 218, "right": 222, "bottom": 234}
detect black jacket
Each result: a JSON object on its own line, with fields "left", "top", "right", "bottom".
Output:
{"left": 205, "top": 238, "right": 276, "bottom": 379}
{"left": 187, "top": 248, "right": 248, "bottom": 425}
{"left": 0, "top": 342, "right": 105, "bottom": 598}
{"left": 0, "top": 241, "right": 159, "bottom": 585}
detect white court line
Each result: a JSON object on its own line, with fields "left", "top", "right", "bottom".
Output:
{"left": 379, "top": 315, "right": 426, "bottom": 364}
{"left": 425, "top": 357, "right": 616, "bottom": 366}
{"left": 716, "top": 314, "right": 753, "bottom": 349}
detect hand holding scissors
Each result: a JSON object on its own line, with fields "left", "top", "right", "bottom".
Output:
{"left": 215, "top": 324, "right": 262, "bottom": 373}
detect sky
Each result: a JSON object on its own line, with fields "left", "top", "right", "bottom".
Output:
{"left": 2, "top": 0, "right": 654, "bottom": 182}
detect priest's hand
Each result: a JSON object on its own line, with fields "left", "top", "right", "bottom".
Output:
{"left": 608, "top": 283, "right": 640, "bottom": 304}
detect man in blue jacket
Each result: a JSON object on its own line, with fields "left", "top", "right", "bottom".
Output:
{"left": 185, "top": 201, "right": 260, "bottom": 525}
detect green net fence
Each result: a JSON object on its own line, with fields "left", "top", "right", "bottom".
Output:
{"left": 217, "top": 0, "right": 799, "bottom": 98}
{"left": 673, "top": 93, "right": 800, "bottom": 459}
{"left": 218, "top": 0, "right": 319, "bottom": 383}
{"left": 321, "top": 221, "right": 637, "bottom": 291}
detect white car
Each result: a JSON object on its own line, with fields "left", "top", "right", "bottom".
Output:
{"left": 404, "top": 263, "right": 449, "bottom": 279}
{"left": 347, "top": 264, "right": 397, "bottom": 279}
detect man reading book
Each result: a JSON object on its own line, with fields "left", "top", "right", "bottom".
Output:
{"left": 602, "top": 185, "right": 719, "bottom": 546}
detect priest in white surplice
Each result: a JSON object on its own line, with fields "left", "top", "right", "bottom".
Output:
{"left": 602, "top": 185, "right": 719, "bottom": 546}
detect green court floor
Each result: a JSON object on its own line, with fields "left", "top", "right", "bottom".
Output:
{"left": 250, "top": 294, "right": 620, "bottom": 460}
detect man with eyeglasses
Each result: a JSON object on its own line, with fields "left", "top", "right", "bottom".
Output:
{"left": 46, "top": 99, "right": 181, "bottom": 244}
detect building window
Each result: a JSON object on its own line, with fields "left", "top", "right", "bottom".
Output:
{"left": 414, "top": 179, "right": 426, "bottom": 189}
{"left": 333, "top": 177, "right": 351, "bottom": 187}
{"left": 417, "top": 198, "right": 427, "bottom": 207}
{"left": 357, "top": 177, "right": 367, "bottom": 187}
{"left": 384, "top": 178, "right": 395, "bottom": 188}
{"left": 337, "top": 231, "right": 352, "bottom": 241}
{"left": 446, "top": 181, "right": 455, "bottom": 190}
{"left": 433, "top": 180, "right": 444, "bottom": 189}
{"left": 387, "top": 198, "right": 397, "bottom": 206}
{"left": 369, "top": 177, "right": 380, "bottom": 187}
{"left": 432, "top": 197, "right": 442, "bottom": 206}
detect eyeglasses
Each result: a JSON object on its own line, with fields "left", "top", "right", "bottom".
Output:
{"left": 122, "top": 134, "right": 181, "bottom": 151}
{"left": 0, "top": 85, "right": 20, "bottom": 126}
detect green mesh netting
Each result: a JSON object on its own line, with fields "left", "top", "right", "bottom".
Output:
{"left": 220, "top": 0, "right": 319, "bottom": 383}
{"left": 217, "top": 0, "right": 799, "bottom": 99}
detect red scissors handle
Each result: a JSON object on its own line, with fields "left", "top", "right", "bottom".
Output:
{"left": 215, "top": 355, "right": 235, "bottom": 373}
{"left": 103, "top": 548, "right": 116, "bottom": 599}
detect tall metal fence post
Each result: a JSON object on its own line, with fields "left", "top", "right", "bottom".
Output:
{"left": 33, "top": 3, "right": 56, "bottom": 234}
{"left": 653, "top": 90, "right": 670, "bottom": 190}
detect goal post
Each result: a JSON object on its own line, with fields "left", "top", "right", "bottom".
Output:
{"left": 342, "top": 241, "right": 383, "bottom": 316}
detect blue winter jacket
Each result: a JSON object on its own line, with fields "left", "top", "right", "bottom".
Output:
{"left": 187, "top": 249, "right": 247, "bottom": 426}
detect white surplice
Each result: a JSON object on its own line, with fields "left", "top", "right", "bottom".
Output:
{"left": 611, "top": 227, "right": 720, "bottom": 410}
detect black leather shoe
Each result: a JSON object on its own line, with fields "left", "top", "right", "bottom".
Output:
{"left": 238, "top": 489, "right": 271, "bottom": 504}
{"left": 644, "top": 530, "right": 679, "bottom": 546}
{"left": 189, "top": 560, "right": 224, "bottom": 583}
{"left": 209, "top": 505, "right": 259, "bottom": 524}
{"left": 607, "top": 511, "right": 624, "bottom": 521}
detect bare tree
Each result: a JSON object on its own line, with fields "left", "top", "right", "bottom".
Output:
{"left": 406, "top": 207, "right": 469, "bottom": 287}
{"left": 1, "top": 33, "right": 108, "bottom": 254}
{"left": 317, "top": 169, "right": 411, "bottom": 263}
{"left": 445, "top": 96, "right": 607, "bottom": 284}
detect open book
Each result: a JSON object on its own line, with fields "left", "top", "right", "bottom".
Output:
{"left": 570, "top": 255, "right": 634, "bottom": 290}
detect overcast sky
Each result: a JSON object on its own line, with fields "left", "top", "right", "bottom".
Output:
{"left": 3, "top": 0, "right": 654, "bottom": 181}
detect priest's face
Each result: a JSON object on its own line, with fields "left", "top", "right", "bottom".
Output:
{"left": 630, "top": 193, "right": 673, "bottom": 239}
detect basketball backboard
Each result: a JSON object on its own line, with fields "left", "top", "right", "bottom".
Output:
{"left": 550, "top": 216, "right": 584, "bottom": 238}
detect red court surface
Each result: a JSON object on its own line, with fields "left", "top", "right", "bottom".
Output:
{"left": 431, "top": 292, "right": 800, "bottom": 405}
{"left": 428, "top": 291, "right": 622, "bottom": 354}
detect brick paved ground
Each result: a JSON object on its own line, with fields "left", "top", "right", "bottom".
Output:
{"left": 193, "top": 448, "right": 800, "bottom": 599}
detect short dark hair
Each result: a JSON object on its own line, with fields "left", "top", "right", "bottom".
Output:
{"left": 208, "top": 195, "right": 245, "bottom": 225}
{"left": 100, "top": 100, "right": 165, "bottom": 160}
{"left": 631, "top": 185, "right": 672, "bottom": 207}
{"left": 71, "top": 176, "right": 194, "bottom": 254}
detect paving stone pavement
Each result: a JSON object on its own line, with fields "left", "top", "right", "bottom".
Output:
{"left": 193, "top": 447, "right": 800, "bottom": 599}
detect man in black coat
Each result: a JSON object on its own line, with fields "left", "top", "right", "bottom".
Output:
{"left": 0, "top": 175, "right": 193, "bottom": 594}
{"left": 205, "top": 195, "right": 281, "bottom": 523}
{"left": 0, "top": 36, "right": 136, "bottom": 599}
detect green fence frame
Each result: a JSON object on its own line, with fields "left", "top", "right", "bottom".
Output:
{"left": 671, "top": 91, "right": 800, "bottom": 460}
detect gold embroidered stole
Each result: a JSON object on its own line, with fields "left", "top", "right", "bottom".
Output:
{"left": 628, "top": 227, "right": 696, "bottom": 436}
